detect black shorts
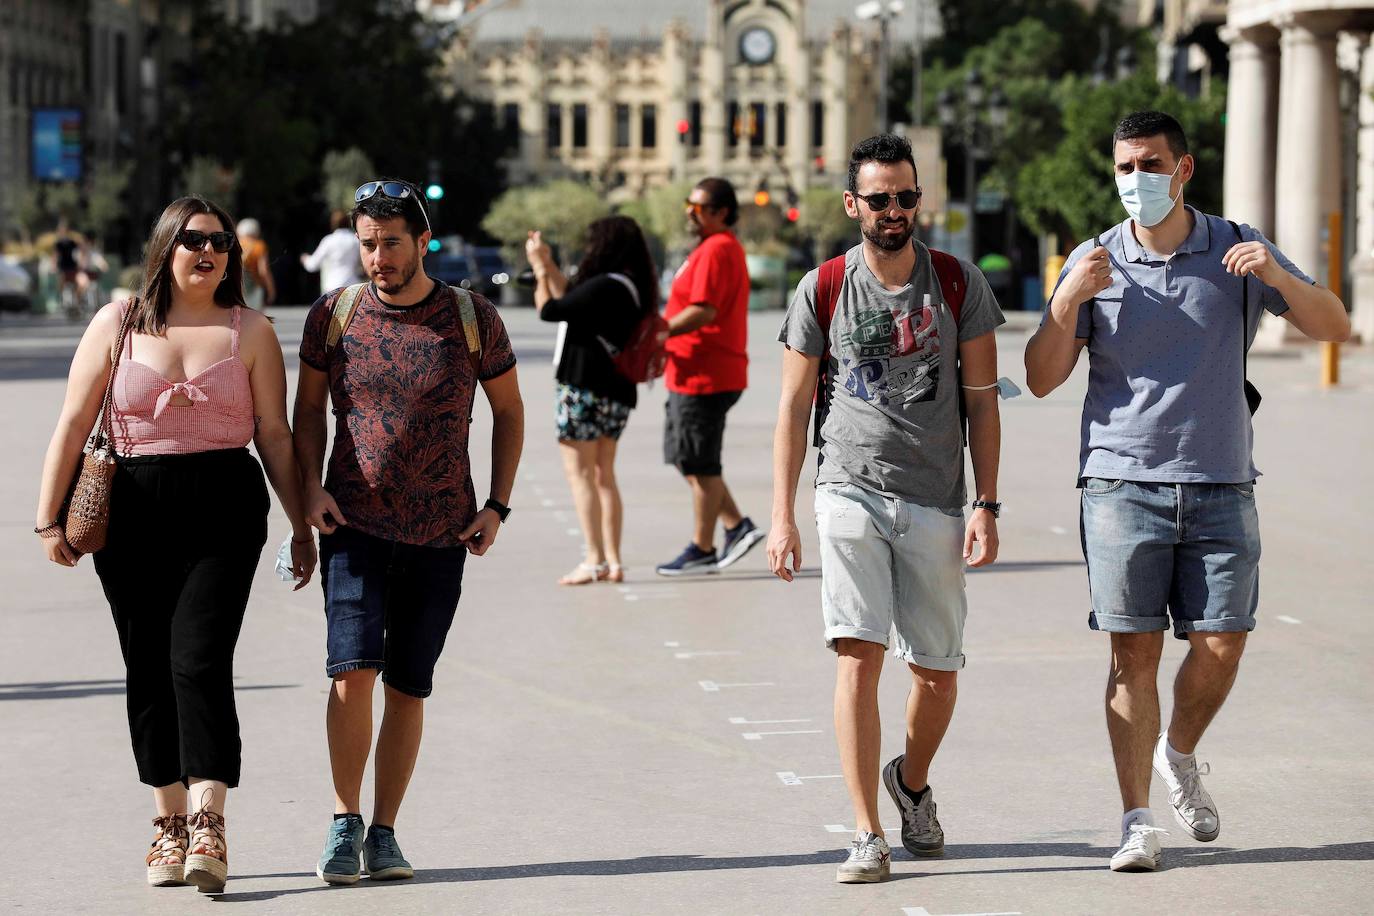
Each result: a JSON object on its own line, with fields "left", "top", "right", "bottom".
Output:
{"left": 663, "top": 390, "right": 741, "bottom": 476}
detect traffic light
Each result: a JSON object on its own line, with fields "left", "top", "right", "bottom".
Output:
{"left": 785, "top": 188, "right": 799, "bottom": 222}
{"left": 676, "top": 118, "right": 690, "bottom": 143}
{"left": 427, "top": 238, "right": 442, "bottom": 253}
{"left": 754, "top": 179, "right": 770, "bottom": 208}
{"left": 425, "top": 183, "right": 445, "bottom": 201}
{"left": 786, "top": 206, "right": 800, "bottom": 222}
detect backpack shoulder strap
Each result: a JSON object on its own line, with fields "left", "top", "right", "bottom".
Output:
{"left": 325, "top": 283, "right": 367, "bottom": 353}
{"left": 605, "top": 272, "right": 641, "bottom": 309}
{"left": 816, "top": 255, "right": 846, "bottom": 347}
{"left": 928, "top": 248, "right": 965, "bottom": 326}
{"left": 451, "top": 285, "right": 483, "bottom": 373}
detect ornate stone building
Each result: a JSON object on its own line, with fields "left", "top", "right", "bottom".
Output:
{"left": 443, "top": 0, "right": 887, "bottom": 200}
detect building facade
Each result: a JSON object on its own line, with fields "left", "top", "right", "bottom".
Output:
{"left": 443, "top": 0, "right": 884, "bottom": 200}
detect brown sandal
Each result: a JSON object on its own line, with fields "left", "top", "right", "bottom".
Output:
{"left": 146, "top": 814, "right": 189, "bottom": 887}
{"left": 184, "top": 808, "right": 228, "bottom": 894}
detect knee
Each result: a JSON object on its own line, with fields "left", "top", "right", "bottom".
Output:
{"left": 909, "top": 666, "right": 958, "bottom": 702}
{"left": 1193, "top": 633, "right": 1246, "bottom": 671}
{"left": 1110, "top": 634, "right": 1163, "bottom": 682}
{"left": 594, "top": 465, "right": 617, "bottom": 490}
{"left": 835, "top": 639, "right": 885, "bottom": 687}
{"left": 332, "top": 669, "right": 378, "bottom": 702}
{"left": 383, "top": 683, "right": 425, "bottom": 709}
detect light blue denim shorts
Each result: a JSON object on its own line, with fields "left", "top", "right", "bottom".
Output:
{"left": 815, "top": 483, "right": 968, "bottom": 671}
{"left": 1079, "top": 478, "right": 1261, "bottom": 639}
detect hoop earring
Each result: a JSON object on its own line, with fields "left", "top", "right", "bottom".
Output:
{"left": 221, "top": 273, "right": 227, "bottom": 281}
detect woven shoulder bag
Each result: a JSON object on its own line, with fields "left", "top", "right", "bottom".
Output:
{"left": 61, "top": 301, "right": 136, "bottom": 555}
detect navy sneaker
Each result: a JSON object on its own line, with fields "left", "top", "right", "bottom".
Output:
{"left": 364, "top": 825, "right": 414, "bottom": 881}
{"left": 655, "top": 543, "right": 719, "bottom": 576}
{"left": 316, "top": 814, "right": 364, "bottom": 885}
{"left": 717, "top": 517, "right": 765, "bottom": 569}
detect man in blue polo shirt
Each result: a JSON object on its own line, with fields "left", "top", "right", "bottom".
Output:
{"left": 1025, "top": 111, "right": 1349, "bottom": 874}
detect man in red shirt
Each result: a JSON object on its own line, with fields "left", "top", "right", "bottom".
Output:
{"left": 656, "top": 177, "right": 764, "bottom": 575}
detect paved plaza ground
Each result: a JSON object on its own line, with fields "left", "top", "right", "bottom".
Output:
{"left": 2, "top": 304, "right": 1371, "bottom": 915}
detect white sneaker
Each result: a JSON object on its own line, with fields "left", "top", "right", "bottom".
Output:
{"left": 1152, "top": 735, "right": 1220, "bottom": 842}
{"left": 1110, "top": 822, "right": 1168, "bottom": 872}
{"left": 835, "top": 832, "right": 891, "bottom": 883}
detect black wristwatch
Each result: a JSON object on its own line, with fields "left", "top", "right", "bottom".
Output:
{"left": 971, "top": 500, "right": 1001, "bottom": 518}
{"left": 484, "top": 497, "right": 511, "bottom": 522}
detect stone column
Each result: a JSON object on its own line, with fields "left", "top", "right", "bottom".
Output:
{"left": 663, "top": 21, "right": 690, "bottom": 184}
{"left": 1219, "top": 25, "right": 1279, "bottom": 235}
{"left": 517, "top": 31, "right": 547, "bottom": 182}
{"left": 1352, "top": 33, "right": 1374, "bottom": 343}
{"left": 700, "top": 1, "right": 727, "bottom": 175}
{"left": 822, "top": 25, "right": 851, "bottom": 184}
{"left": 1265, "top": 13, "right": 1344, "bottom": 345}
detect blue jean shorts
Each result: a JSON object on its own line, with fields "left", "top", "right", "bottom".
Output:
{"left": 1079, "top": 478, "right": 1261, "bottom": 640}
{"left": 319, "top": 526, "right": 467, "bottom": 698}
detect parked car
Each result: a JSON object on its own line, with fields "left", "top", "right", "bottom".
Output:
{"left": 0, "top": 256, "right": 34, "bottom": 312}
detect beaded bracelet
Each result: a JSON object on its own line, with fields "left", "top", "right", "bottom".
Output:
{"left": 34, "top": 523, "right": 63, "bottom": 539}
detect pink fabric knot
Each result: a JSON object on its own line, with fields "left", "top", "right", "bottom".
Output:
{"left": 153, "top": 381, "right": 209, "bottom": 418}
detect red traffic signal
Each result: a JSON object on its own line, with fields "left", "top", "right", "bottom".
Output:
{"left": 786, "top": 206, "right": 800, "bottom": 222}
{"left": 676, "top": 119, "right": 690, "bottom": 135}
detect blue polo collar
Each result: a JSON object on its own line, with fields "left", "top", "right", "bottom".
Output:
{"left": 1118, "top": 205, "right": 1211, "bottom": 263}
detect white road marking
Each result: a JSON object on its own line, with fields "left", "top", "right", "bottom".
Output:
{"left": 1049, "top": 525, "right": 1069, "bottom": 535}
{"left": 700, "top": 680, "right": 774, "bottom": 692}
{"left": 1276, "top": 615, "right": 1302, "bottom": 624}
{"left": 903, "top": 910, "right": 1022, "bottom": 916}
{"left": 663, "top": 641, "right": 681, "bottom": 647}
{"left": 565, "top": 527, "right": 580, "bottom": 536}
{"left": 742, "top": 729, "right": 822, "bottom": 740}
{"left": 674, "top": 650, "right": 743, "bottom": 660}
{"left": 540, "top": 498, "right": 555, "bottom": 507}
{"left": 624, "top": 594, "right": 640, "bottom": 602}
{"left": 728, "top": 717, "right": 811, "bottom": 725}
{"left": 776, "top": 771, "right": 843, "bottom": 786}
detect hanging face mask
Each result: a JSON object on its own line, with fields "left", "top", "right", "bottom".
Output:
{"left": 1115, "top": 158, "right": 1183, "bottom": 228}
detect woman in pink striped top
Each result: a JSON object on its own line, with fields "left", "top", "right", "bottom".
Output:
{"left": 34, "top": 197, "right": 316, "bottom": 894}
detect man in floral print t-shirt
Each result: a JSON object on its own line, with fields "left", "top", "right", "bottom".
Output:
{"left": 293, "top": 178, "right": 525, "bottom": 886}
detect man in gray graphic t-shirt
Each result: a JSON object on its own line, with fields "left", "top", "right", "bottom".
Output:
{"left": 768, "top": 134, "right": 1006, "bottom": 885}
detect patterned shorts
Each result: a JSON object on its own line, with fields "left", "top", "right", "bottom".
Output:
{"left": 555, "top": 383, "right": 631, "bottom": 442}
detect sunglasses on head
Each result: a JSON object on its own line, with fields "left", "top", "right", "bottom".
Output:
{"left": 177, "top": 229, "right": 236, "bottom": 253}
{"left": 355, "top": 180, "right": 432, "bottom": 235}
{"left": 854, "top": 189, "right": 923, "bottom": 212}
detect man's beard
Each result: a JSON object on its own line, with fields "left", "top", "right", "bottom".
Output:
{"left": 374, "top": 253, "right": 419, "bottom": 293}
{"left": 862, "top": 216, "right": 913, "bottom": 251}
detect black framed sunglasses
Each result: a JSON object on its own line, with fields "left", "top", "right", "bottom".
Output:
{"left": 177, "top": 229, "right": 236, "bottom": 253}
{"left": 354, "top": 180, "right": 432, "bottom": 235}
{"left": 854, "top": 188, "right": 923, "bottom": 212}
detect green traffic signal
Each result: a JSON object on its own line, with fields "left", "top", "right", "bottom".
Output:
{"left": 425, "top": 184, "right": 445, "bottom": 200}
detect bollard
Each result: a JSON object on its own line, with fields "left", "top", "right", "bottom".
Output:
{"left": 1044, "top": 254, "right": 1066, "bottom": 308}
{"left": 1322, "top": 212, "right": 1341, "bottom": 388}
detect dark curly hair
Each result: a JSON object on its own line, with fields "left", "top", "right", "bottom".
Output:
{"left": 572, "top": 215, "right": 658, "bottom": 313}
{"left": 349, "top": 177, "right": 430, "bottom": 240}
{"left": 847, "top": 134, "right": 919, "bottom": 193}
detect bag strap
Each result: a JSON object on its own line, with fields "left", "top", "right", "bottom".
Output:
{"left": 325, "top": 283, "right": 367, "bottom": 354}
{"left": 95, "top": 300, "right": 138, "bottom": 455}
{"left": 451, "top": 285, "right": 483, "bottom": 374}
{"left": 1227, "top": 220, "right": 1249, "bottom": 381}
{"left": 928, "top": 248, "right": 965, "bottom": 326}
{"left": 812, "top": 255, "right": 848, "bottom": 447}
{"left": 606, "top": 272, "right": 641, "bottom": 309}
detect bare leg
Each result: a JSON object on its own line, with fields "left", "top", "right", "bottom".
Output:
{"left": 187, "top": 779, "right": 228, "bottom": 815}
{"left": 685, "top": 474, "right": 742, "bottom": 550}
{"left": 559, "top": 440, "right": 604, "bottom": 570}
{"left": 153, "top": 783, "right": 188, "bottom": 818}
{"left": 834, "top": 639, "right": 886, "bottom": 837}
{"left": 594, "top": 437, "right": 623, "bottom": 570}
{"left": 327, "top": 669, "right": 377, "bottom": 815}
{"left": 1168, "top": 632, "right": 1247, "bottom": 754}
{"left": 900, "top": 666, "right": 958, "bottom": 792}
{"left": 1106, "top": 631, "right": 1165, "bottom": 811}
{"left": 372, "top": 686, "right": 424, "bottom": 828}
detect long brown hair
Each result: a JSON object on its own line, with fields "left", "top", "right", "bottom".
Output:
{"left": 572, "top": 215, "right": 658, "bottom": 314}
{"left": 130, "top": 196, "right": 246, "bottom": 334}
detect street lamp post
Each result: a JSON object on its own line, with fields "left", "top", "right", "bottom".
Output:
{"left": 937, "top": 69, "right": 1007, "bottom": 262}
{"left": 855, "top": 0, "right": 906, "bottom": 133}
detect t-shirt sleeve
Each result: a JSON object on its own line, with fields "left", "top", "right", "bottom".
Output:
{"left": 955, "top": 260, "right": 1006, "bottom": 343}
{"left": 1040, "top": 239, "right": 1098, "bottom": 339}
{"left": 298, "top": 292, "right": 335, "bottom": 371}
{"left": 687, "top": 238, "right": 738, "bottom": 314}
{"left": 472, "top": 293, "right": 518, "bottom": 381}
{"left": 777, "top": 268, "right": 826, "bottom": 357}
{"left": 539, "top": 274, "right": 635, "bottom": 324}
{"left": 1238, "top": 224, "right": 1311, "bottom": 317}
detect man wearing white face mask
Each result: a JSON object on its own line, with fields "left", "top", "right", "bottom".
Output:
{"left": 1024, "top": 111, "right": 1348, "bottom": 874}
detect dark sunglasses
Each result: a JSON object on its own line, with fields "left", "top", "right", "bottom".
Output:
{"left": 683, "top": 199, "right": 716, "bottom": 212}
{"left": 355, "top": 180, "right": 432, "bottom": 234}
{"left": 177, "top": 229, "right": 236, "bottom": 253}
{"left": 854, "top": 189, "right": 922, "bottom": 212}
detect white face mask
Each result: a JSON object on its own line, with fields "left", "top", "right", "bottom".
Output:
{"left": 1115, "top": 158, "right": 1183, "bottom": 228}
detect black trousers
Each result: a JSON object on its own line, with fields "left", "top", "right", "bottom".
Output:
{"left": 93, "top": 448, "right": 268, "bottom": 788}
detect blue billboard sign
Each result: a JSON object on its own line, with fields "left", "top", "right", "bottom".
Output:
{"left": 32, "top": 108, "right": 83, "bottom": 181}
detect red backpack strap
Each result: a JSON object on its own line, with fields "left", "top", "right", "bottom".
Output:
{"left": 811, "top": 255, "right": 847, "bottom": 448}
{"left": 928, "top": 248, "right": 965, "bottom": 326}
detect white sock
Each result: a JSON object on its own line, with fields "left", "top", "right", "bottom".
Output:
{"left": 1122, "top": 807, "right": 1154, "bottom": 834}
{"left": 1162, "top": 734, "right": 1194, "bottom": 764}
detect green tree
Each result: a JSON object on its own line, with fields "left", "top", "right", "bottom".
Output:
{"left": 180, "top": 157, "right": 241, "bottom": 204}
{"left": 83, "top": 162, "right": 135, "bottom": 244}
{"left": 618, "top": 181, "right": 693, "bottom": 254}
{"left": 796, "top": 186, "right": 855, "bottom": 263}
{"left": 481, "top": 180, "right": 611, "bottom": 267}
{"left": 321, "top": 148, "right": 377, "bottom": 215}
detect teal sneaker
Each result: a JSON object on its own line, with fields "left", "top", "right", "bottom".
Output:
{"left": 364, "top": 825, "right": 414, "bottom": 881}
{"left": 316, "top": 814, "right": 364, "bottom": 885}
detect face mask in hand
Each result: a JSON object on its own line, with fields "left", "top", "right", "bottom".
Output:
{"left": 1116, "top": 158, "right": 1182, "bottom": 228}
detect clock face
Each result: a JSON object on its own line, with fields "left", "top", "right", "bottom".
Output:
{"left": 740, "top": 26, "right": 776, "bottom": 65}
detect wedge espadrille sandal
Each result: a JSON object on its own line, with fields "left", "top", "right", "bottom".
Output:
{"left": 146, "top": 814, "right": 189, "bottom": 887}
{"left": 184, "top": 808, "right": 228, "bottom": 894}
